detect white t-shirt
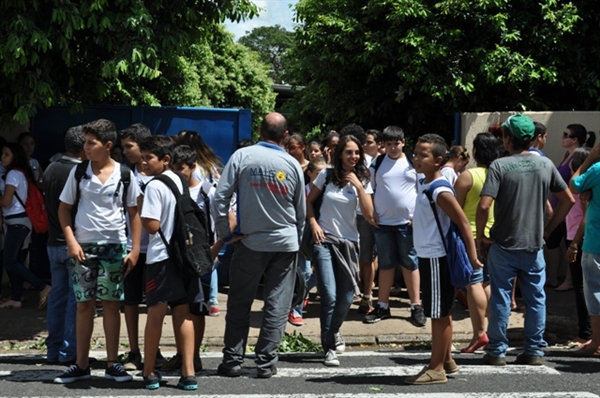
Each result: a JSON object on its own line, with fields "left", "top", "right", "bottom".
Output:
{"left": 313, "top": 168, "right": 373, "bottom": 242}
{"left": 189, "top": 179, "right": 217, "bottom": 243}
{"left": 413, "top": 177, "right": 453, "bottom": 258}
{"left": 127, "top": 167, "right": 152, "bottom": 253}
{"left": 141, "top": 171, "right": 183, "bottom": 264}
{"left": 441, "top": 166, "right": 458, "bottom": 185}
{"left": 2, "top": 169, "right": 28, "bottom": 216}
{"left": 59, "top": 161, "right": 139, "bottom": 244}
{"left": 29, "top": 158, "right": 41, "bottom": 181}
{"left": 371, "top": 155, "right": 417, "bottom": 225}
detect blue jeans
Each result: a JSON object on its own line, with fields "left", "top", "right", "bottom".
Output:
{"left": 4, "top": 224, "right": 45, "bottom": 301}
{"left": 313, "top": 243, "right": 355, "bottom": 352}
{"left": 292, "top": 252, "right": 311, "bottom": 316}
{"left": 200, "top": 264, "right": 219, "bottom": 305}
{"left": 45, "top": 245, "right": 77, "bottom": 363}
{"left": 487, "top": 244, "right": 547, "bottom": 357}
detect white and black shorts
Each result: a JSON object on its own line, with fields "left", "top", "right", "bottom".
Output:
{"left": 419, "top": 256, "right": 454, "bottom": 319}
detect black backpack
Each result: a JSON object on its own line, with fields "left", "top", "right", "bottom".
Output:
{"left": 153, "top": 173, "right": 213, "bottom": 277}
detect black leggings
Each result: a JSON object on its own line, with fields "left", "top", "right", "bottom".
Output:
{"left": 567, "top": 239, "right": 592, "bottom": 340}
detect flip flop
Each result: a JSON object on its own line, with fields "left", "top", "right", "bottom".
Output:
{"left": 38, "top": 291, "right": 51, "bottom": 310}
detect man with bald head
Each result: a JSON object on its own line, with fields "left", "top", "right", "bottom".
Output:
{"left": 213, "top": 112, "right": 306, "bottom": 378}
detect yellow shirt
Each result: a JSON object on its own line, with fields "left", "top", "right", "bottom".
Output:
{"left": 462, "top": 167, "right": 494, "bottom": 239}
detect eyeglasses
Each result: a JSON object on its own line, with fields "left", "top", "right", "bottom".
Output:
{"left": 563, "top": 132, "right": 577, "bottom": 139}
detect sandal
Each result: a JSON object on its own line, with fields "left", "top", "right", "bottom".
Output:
{"left": 0, "top": 300, "right": 23, "bottom": 309}
{"left": 38, "top": 286, "right": 52, "bottom": 310}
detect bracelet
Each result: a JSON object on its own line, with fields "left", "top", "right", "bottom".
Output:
{"left": 568, "top": 245, "right": 578, "bottom": 253}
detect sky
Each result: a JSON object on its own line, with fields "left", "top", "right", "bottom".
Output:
{"left": 224, "top": 0, "right": 299, "bottom": 40}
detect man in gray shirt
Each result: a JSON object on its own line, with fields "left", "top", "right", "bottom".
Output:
{"left": 213, "top": 112, "right": 306, "bottom": 378}
{"left": 476, "top": 114, "right": 574, "bottom": 366}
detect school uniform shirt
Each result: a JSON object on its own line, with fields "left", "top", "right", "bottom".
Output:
{"left": 59, "top": 161, "right": 140, "bottom": 244}
{"left": 370, "top": 155, "right": 417, "bottom": 226}
{"left": 126, "top": 167, "right": 152, "bottom": 253}
{"left": 440, "top": 166, "right": 458, "bottom": 186}
{"left": 29, "top": 158, "right": 41, "bottom": 181}
{"left": 413, "top": 177, "right": 453, "bottom": 258}
{"left": 2, "top": 169, "right": 28, "bottom": 216}
{"left": 314, "top": 168, "right": 373, "bottom": 243}
{"left": 190, "top": 179, "right": 217, "bottom": 243}
{"left": 141, "top": 170, "right": 183, "bottom": 264}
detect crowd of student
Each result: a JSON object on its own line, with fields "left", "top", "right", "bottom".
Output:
{"left": 1, "top": 112, "right": 599, "bottom": 389}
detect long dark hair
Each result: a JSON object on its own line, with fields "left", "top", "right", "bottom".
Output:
{"left": 567, "top": 124, "right": 596, "bottom": 148}
{"left": 331, "top": 135, "right": 370, "bottom": 188}
{"left": 473, "top": 132, "right": 502, "bottom": 168}
{"left": 3, "top": 142, "right": 35, "bottom": 182}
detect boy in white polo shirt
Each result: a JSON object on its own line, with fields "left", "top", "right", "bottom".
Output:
{"left": 363, "top": 126, "right": 426, "bottom": 327}
{"left": 55, "top": 119, "right": 141, "bottom": 384}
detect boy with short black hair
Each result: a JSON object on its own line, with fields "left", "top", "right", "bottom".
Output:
{"left": 55, "top": 119, "right": 141, "bottom": 384}
{"left": 160, "top": 144, "right": 224, "bottom": 372}
{"left": 407, "top": 133, "right": 482, "bottom": 385}
{"left": 139, "top": 135, "right": 200, "bottom": 390}
{"left": 364, "top": 125, "right": 425, "bottom": 327}
{"left": 116, "top": 123, "right": 164, "bottom": 371}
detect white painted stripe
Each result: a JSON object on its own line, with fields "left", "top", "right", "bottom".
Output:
{"left": 1, "top": 393, "right": 597, "bottom": 398}
{"left": 0, "top": 364, "right": 560, "bottom": 382}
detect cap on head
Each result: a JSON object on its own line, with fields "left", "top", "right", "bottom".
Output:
{"left": 501, "top": 114, "right": 535, "bottom": 140}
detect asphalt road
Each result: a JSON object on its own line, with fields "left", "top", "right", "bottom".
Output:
{"left": 1, "top": 349, "right": 599, "bottom": 397}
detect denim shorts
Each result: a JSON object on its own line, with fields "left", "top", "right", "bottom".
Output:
{"left": 373, "top": 224, "right": 418, "bottom": 271}
{"left": 582, "top": 252, "right": 600, "bottom": 315}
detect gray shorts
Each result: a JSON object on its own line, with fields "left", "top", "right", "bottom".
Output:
{"left": 356, "top": 214, "right": 376, "bottom": 263}
{"left": 582, "top": 252, "right": 600, "bottom": 315}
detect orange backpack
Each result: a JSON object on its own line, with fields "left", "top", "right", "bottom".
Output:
{"left": 13, "top": 170, "right": 49, "bottom": 234}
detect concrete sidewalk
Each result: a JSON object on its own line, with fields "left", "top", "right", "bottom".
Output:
{"left": 0, "top": 283, "right": 578, "bottom": 354}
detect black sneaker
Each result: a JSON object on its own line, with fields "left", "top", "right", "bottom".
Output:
{"left": 410, "top": 305, "right": 427, "bottom": 327}
{"left": 155, "top": 349, "right": 167, "bottom": 369}
{"left": 105, "top": 363, "right": 133, "bottom": 382}
{"left": 257, "top": 366, "right": 277, "bottom": 379}
{"left": 53, "top": 364, "right": 91, "bottom": 384}
{"left": 363, "top": 305, "right": 391, "bottom": 324}
{"left": 514, "top": 352, "right": 543, "bottom": 366}
{"left": 144, "top": 372, "right": 162, "bottom": 390}
{"left": 177, "top": 375, "right": 198, "bottom": 390}
{"left": 217, "top": 363, "right": 242, "bottom": 377}
{"left": 122, "top": 350, "right": 142, "bottom": 371}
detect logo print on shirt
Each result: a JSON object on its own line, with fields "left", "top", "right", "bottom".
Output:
{"left": 276, "top": 171, "right": 286, "bottom": 181}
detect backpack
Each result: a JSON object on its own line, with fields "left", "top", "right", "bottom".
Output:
{"left": 423, "top": 179, "right": 473, "bottom": 287}
{"left": 13, "top": 170, "right": 48, "bottom": 234}
{"left": 299, "top": 168, "right": 334, "bottom": 260}
{"left": 153, "top": 173, "right": 213, "bottom": 277}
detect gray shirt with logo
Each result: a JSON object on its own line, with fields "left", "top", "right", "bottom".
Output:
{"left": 481, "top": 153, "right": 566, "bottom": 252}
{"left": 213, "top": 141, "right": 306, "bottom": 252}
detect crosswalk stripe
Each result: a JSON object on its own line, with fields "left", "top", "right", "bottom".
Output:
{"left": 0, "top": 363, "right": 560, "bottom": 382}
{"left": 3, "top": 393, "right": 597, "bottom": 398}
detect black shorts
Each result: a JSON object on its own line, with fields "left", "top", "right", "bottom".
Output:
{"left": 123, "top": 253, "right": 147, "bottom": 305}
{"left": 145, "top": 258, "right": 204, "bottom": 309}
{"left": 419, "top": 256, "right": 454, "bottom": 319}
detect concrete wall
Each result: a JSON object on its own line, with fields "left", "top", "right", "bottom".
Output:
{"left": 460, "top": 111, "right": 600, "bottom": 166}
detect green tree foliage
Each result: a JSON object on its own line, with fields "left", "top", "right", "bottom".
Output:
{"left": 103, "top": 27, "right": 276, "bottom": 133}
{"left": 0, "top": 0, "right": 259, "bottom": 123}
{"left": 288, "top": 0, "right": 600, "bottom": 138}
{"left": 238, "top": 25, "right": 295, "bottom": 84}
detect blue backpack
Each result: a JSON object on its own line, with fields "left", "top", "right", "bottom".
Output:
{"left": 424, "top": 179, "right": 473, "bottom": 287}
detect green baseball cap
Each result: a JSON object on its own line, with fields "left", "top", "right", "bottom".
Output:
{"left": 501, "top": 114, "right": 535, "bottom": 139}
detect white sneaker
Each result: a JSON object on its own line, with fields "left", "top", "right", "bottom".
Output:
{"left": 334, "top": 332, "right": 345, "bottom": 354}
{"left": 324, "top": 349, "right": 340, "bottom": 367}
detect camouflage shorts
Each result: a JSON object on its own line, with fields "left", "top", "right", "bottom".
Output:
{"left": 69, "top": 243, "right": 127, "bottom": 302}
